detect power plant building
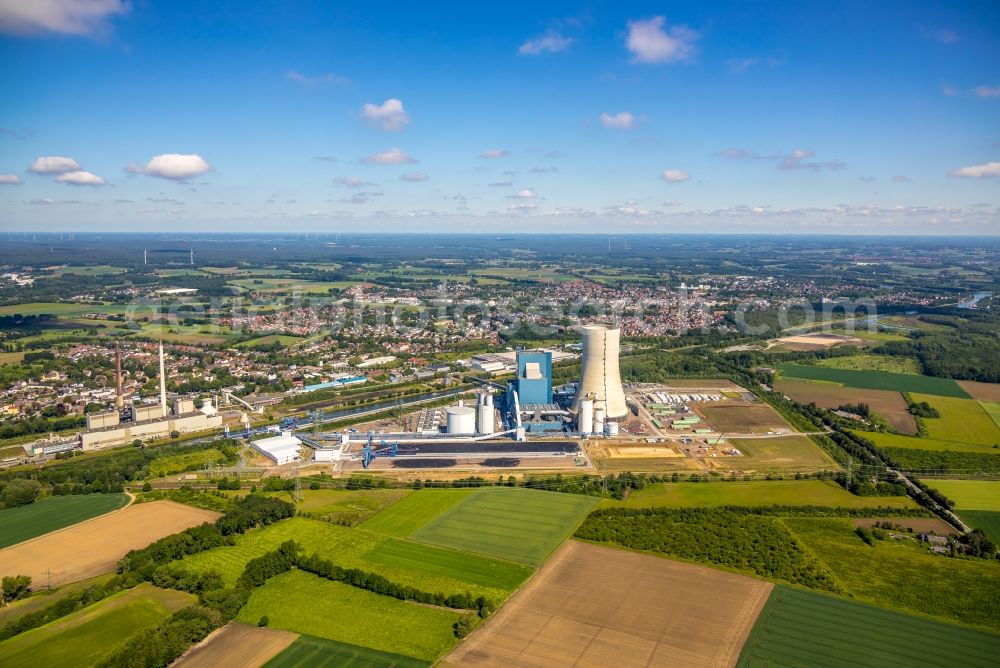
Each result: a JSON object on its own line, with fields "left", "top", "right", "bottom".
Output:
{"left": 572, "top": 324, "right": 628, "bottom": 421}
{"left": 515, "top": 351, "right": 553, "bottom": 405}
{"left": 77, "top": 342, "right": 222, "bottom": 450}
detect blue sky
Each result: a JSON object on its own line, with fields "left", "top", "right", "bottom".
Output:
{"left": 1, "top": 1, "right": 998, "bottom": 234}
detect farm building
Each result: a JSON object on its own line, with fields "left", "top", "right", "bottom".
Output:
{"left": 252, "top": 432, "right": 302, "bottom": 465}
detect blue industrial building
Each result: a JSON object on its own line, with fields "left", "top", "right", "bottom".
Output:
{"left": 501, "top": 350, "right": 566, "bottom": 432}
{"left": 514, "top": 351, "right": 552, "bottom": 404}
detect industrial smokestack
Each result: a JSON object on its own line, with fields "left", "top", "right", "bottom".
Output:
{"left": 114, "top": 342, "right": 124, "bottom": 411}
{"left": 158, "top": 341, "right": 168, "bottom": 418}
{"left": 571, "top": 324, "right": 628, "bottom": 419}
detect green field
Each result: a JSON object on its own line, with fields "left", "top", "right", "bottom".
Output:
{"left": 365, "top": 538, "right": 533, "bottom": 591}
{"left": 126, "top": 322, "right": 232, "bottom": 345}
{"left": 925, "top": 481, "right": 1000, "bottom": 542}
{"left": 815, "top": 354, "right": 923, "bottom": 374}
{"left": 599, "top": 480, "right": 917, "bottom": 510}
{"left": 0, "top": 574, "right": 115, "bottom": 626}
{"left": 0, "top": 493, "right": 129, "bottom": 548}
{"left": 864, "top": 431, "right": 993, "bottom": 453}
{"left": 958, "top": 511, "right": 1000, "bottom": 544}
{"left": 776, "top": 364, "right": 969, "bottom": 398}
{"left": 468, "top": 267, "right": 575, "bottom": 283}
{"left": 264, "top": 635, "right": 429, "bottom": 668}
{"left": 912, "top": 394, "right": 1000, "bottom": 446}
{"left": 47, "top": 265, "right": 126, "bottom": 276}
{"left": 727, "top": 436, "right": 837, "bottom": 470}
{"left": 738, "top": 585, "right": 1000, "bottom": 668}
{"left": 0, "top": 584, "right": 194, "bottom": 668}
{"left": 359, "top": 489, "right": 472, "bottom": 537}
{"left": 237, "top": 571, "right": 460, "bottom": 662}
{"left": 174, "top": 516, "right": 518, "bottom": 601}
{"left": 235, "top": 334, "right": 305, "bottom": 349}
{"left": 0, "top": 302, "right": 127, "bottom": 317}
{"left": 929, "top": 479, "right": 1000, "bottom": 510}
{"left": 409, "top": 488, "right": 598, "bottom": 565}
{"left": 291, "top": 487, "right": 413, "bottom": 526}
{"left": 228, "top": 278, "right": 355, "bottom": 294}
{"left": 983, "top": 401, "right": 1000, "bottom": 430}
{"left": 148, "top": 448, "right": 226, "bottom": 478}
{"left": 781, "top": 517, "right": 1000, "bottom": 629}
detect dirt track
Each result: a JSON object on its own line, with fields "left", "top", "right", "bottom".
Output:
{"left": 444, "top": 540, "right": 773, "bottom": 667}
{"left": 0, "top": 500, "right": 219, "bottom": 587}
{"left": 173, "top": 621, "right": 298, "bottom": 668}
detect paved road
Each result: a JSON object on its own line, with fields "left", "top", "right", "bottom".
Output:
{"left": 888, "top": 467, "right": 971, "bottom": 533}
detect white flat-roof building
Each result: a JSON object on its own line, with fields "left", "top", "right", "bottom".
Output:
{"left": 252, "top": 432, "right": 302, "bottom": 465}
{"left": 313, "top": 447, "right": 343, "bottom": 462}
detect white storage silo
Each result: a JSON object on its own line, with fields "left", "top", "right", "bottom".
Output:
{"left": 478, "top": 396, "right": 495, "bottom": 435}
{"left": 446, "top": 406, "right": 477, "bottom": 434}
{"left": 578, "top": 396, "right": 594, "bottom": 434}
{"left": 593, "top": 406, "right": 605, "bottom": 436}
{"left": 605, "top": 421, "right": 619, "bottom": 437}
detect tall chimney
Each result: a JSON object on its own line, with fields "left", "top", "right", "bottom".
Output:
{"left": 114, "top": 342, "right": 124, "bottom": 411}
{"left": 158, "top": 341, "right": 168, "bottom": 418}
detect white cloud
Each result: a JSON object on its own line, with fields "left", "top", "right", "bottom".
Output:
{"left": 972, "top": 85, "right": 1000, "bottom": 98}
{"left": 727, "top": 58, "right": 758, "bottom": 73}
{"left": 400, "top": 171, "right": 429, "bottom": 182}
{"left": 508, "top": 203, "right": 537, "bottom": 213}
{"left": 127, "top": 154, "right": 212, "bottom": 180}
{"left": 480, "top": 149, "right": 508, "bottom": 159}
{"left": 625, "top": 16, "right": 698, "bottom": 64}
{"left": 30, "top": 197, "right": 56, "bottom": 205}
{"left": 0, "top": 173, "right": 21, "bottom": 185}
{"left": 361, "top": 98, "right": 410, "bottom": 131}
{"left": 488, "top": 180, "right": 513, "bottom": 187}
{"left": 28, "top": 156, "right": 81, "bottom": 174}
{"left": 509, "top": 189, "right": 537, "bottom": 198}
{"left": 715, "top": 146, "right": 845, "bottom": 171}
{"left": 942, "top": 83, "right": 957, "bottom": 96}
{"left": 661, "top": 169, "right": 690, "bottom": 183}
{"left": 715, "top": 147, "right": 754, "bottom": 159}
{"left": 518, "top": 29, "right": 575, "bottom": 55}
{"left": 284, "top": 70, "right": 350, "bottom": 87}
{"left": 0, "top": 0, "right": 128, "bottom": 37}
{"left": 891, "top": 175, "right": 911, "bottom": 183}
{"left": 361, "top": 148, "right": 417, "bottom": 165}
{"left": 948, "top": 161, "right": 1000, "bottom": 179}
{"left": 600, "top": 112, "right": 637, "bottom": 129}
{"left": 777, "top": 149, "right": 845, "bottom": 171}
{"left": 55, "top": 170, "right": 106, "bottom": 186}
{"left": 334, "top": 177, "right": 374, "bottom": 188}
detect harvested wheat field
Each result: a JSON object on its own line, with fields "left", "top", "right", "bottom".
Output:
{"left": 774, "top": 379, "right": 917, "bottom": 434}
{"left": 444, "top": 540, "right": 772, "bottom": 668}
{"left": 173, "top": 621, "right": 298, "bottom": 668}
{"left": 0, "top": 500, "right": 219, "bottom": 587}
{"left": 697, "top": 403, "right": 790, "bottom": 434}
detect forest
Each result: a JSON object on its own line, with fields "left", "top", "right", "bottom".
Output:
{"left": 575, "top": 506, "right": 839, "bottom": 591}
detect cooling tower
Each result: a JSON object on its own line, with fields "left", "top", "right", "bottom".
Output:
{"left": 571, "top": 324, "right": 628, "bottom": 419}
